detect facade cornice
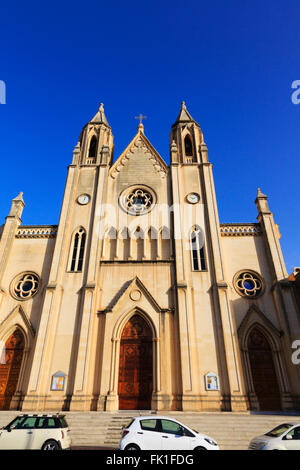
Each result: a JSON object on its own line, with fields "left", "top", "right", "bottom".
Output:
{"left": 220, "top": 223, "right": 262, "bottom": 237}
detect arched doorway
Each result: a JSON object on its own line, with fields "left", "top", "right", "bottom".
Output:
{"left": 248, "top": 328, "right": 281, "bottom": 411}
{"left": 0, "top": 329, "right": 25, "bottom": 410}
{"left": 118, "top": 315, "right": 153, "bottom": 410}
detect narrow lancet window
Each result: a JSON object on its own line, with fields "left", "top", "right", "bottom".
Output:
{"left": 184, "top": 135, "right": 193, "bottom": 156}
{"left": 190, "top": 226, "right": 206, "bottom": 271}
{"left": 88, "top": 136, "right": 98, "bottom": 162}
{"left": 70, "top": 228, "right": 86, "bottom": 272}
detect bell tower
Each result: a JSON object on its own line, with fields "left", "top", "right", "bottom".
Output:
{"left": 169, "top": 101, "right": 248, "bottom": 412}
{"left": 73, "top": 103, "right": 114, "bottom": 166}
{"left": 23, "top": 103, "right": 114, "bottom": 411}
{"left": 170, "top": 101, "right": 205, "bottom": 164}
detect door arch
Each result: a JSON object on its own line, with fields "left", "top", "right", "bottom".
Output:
{"left": 0, "top": 329, "right": 25, "bottom": 410}
{"left": 248, "top": 327, "right": 281, "bottom": 411}
{"left": 118, "top": 315, "right": 153, "bottom": 410}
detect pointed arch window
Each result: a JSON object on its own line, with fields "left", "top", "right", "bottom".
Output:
{"left": 190, "top": 226, "right": 206, "bottom": 271}
{"left": 184, "top": 135, "right": 193, "bottom": 156}
{"left": 87, "top": 136, "right": 98, "bottom": 163}
{"left": 70, "top": 228, "right": 86, "bottom": 272}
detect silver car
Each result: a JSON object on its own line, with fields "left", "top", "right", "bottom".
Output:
{"left": 249, "top": 422, "right": 300, "bottom": 450}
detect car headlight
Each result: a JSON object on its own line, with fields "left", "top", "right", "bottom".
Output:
{"left": 204, "top": 438, "right": 218, "bottom": 446}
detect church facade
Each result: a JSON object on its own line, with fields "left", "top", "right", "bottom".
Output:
{"left": 0, "top": 102, "right": 299, "bottom": 412}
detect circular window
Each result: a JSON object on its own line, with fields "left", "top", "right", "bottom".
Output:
{"left": 233, "top": 270, "right": 264, "bottom": 298}
{"left": 119, "top": 185, "right": 156, "bottom": 216}
{"left": 10, "top": 272, "right": 40, "bottom": 300}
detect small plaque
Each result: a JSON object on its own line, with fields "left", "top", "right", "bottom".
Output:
{"left": 205, "top": 372, "right": 219, "bottom": 391}
{"left": 51, "top": 371, "right": 66, "bottom": 391}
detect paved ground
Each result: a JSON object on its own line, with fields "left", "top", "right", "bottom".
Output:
{"left": 71, "top": 446, "right": 117, "bottom": 450}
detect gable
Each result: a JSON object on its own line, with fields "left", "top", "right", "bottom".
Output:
{"left": 110, "top": 131, "right": 168, "bottom": 183}
{"left": 98, "top": 276, "right": 172, "bottom": 315}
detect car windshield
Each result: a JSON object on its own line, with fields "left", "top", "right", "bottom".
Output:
{"left": 265, "top": 423, "right": 294, "bottom": 437}
{"left": 124, "top": 419, "right": 134, "bottom": 429}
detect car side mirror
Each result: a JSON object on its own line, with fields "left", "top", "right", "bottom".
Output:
{"left": 285, "top": 434, "right": 293, "bottom": 440}
{"left": 5, "top": 426, "right": 11, "bottom": 433}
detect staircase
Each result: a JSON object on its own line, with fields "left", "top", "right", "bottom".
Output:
{"left": 1, "top": 410, "right": 300, "bottom": 450}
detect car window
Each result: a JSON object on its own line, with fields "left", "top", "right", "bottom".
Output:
{"left": 265, "top": 423, "right": 294, "bottom": 437}
{"left": 161, "top": 420, "right": 185, "bottom": 436}
{"left": 285, "top": 427, "right": 300, "bottom": 440}
{"left": 58, "top": 417, "right": 68, "bottom": 428}
{"left": 140, "top": 419, "right": 159, "bottom": 432}
{"left": 37, "top": 418, "right": 57, "bottom": 428}
{"left": 6, "top": 416, "right": 26, "bottom": 429}
{"left": 17, "top": 417, "right": 38, "bottom": 429}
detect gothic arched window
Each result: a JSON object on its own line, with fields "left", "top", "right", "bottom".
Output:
{"left": 88, "top": 136, "right": 98, "bottom": 162}
{"left": 70, "top": 227, "right": 86, "bottom": 272}
{"left": 190, "top": 226, "right": 206, "bottom": 271}
{"left": 184, "top": 135, "right": 193, "bottom": 157}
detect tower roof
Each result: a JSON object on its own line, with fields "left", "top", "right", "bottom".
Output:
{"left": 90, "top": 102, "right": 110, "bottom": 127}
{"left": 172, "top": 101, "right": 199, "bottom": 127}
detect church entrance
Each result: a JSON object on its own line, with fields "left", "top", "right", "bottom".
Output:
{"left": 248, "top": 328, "right": 281, "bottom": 411}
{"left": 118, "top": 315, "right": 153, "bottom": 410}
{"left": 0, "top": 329, "right": 25, "bottom": 410}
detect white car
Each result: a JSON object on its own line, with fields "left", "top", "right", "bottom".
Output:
{"left": 249, "top": 422, "right": 300, "bottom": 450}
{"left": 119, "top": 416, "right": 219, "bottom": 450}
{"left": 0, "top": 414, "right": 71, "bottom": 450}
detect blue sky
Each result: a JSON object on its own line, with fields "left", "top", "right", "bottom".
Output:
{"left": 0, "top": 0, "right": 299, "bottom": 273}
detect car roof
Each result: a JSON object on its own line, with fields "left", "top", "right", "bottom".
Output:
{"left": 134, "top": 416, "right": 181, "bottom": 421}
{"left": 15, "top": 413, "right": 66, "bottom": 418}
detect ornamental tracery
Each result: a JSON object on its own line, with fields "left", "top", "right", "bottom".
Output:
{"left": 126, "top": 188, "right": 153, "bottom": 214}
{"left": 10, "top": 272, "right": 40, "bottom": 300}
{"left": 233, "top": 270, "right": 264, "bottom": 298}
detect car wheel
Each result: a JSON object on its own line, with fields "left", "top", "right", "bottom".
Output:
{"left": 194, "top": 446, "right": 207, "bottom": 450}
{"left": 125, "top": 444, "right": 140, "bottom": 450}
{"left": 41, "top": 439, "right": 60, "bottom": 450}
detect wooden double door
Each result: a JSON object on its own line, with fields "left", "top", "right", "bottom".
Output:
{"left": 118, "top": 315, "right": 153, "bottom": 410}
{"left": 0, "top": 329, "right": 25, "bottom": 410}
{"left": 248, "top": 328, "right": 281, "bottom": 411}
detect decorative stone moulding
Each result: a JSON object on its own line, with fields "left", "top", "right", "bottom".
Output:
{"left": 233, "top": 270, "right": 265, "bottom": 299}
{"left": 10, "top": 271, "right": 41, "bottom": 301}
{"left": 110, "top": 135, "right": 167, "bottom": 180}
{"left": 15, "top": 225, "right": 58, "bottom": 239}
{"left": 220, "top": 223, "right": 262, "bottom": 236}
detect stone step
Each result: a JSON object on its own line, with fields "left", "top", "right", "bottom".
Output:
{"left": 1, "top": 410, "right": 299, "bottom": 450}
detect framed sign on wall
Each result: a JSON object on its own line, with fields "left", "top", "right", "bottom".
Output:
{"left": 205, "top": 372, "right": 219, "bottom": 391}
{"left": 51, "top": 371, "right": 66, "bottom": 391}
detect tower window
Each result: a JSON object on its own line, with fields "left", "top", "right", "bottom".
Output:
{"left": 184, "top": 135, "right": 193, "bottom": 156}
{"left": 190, "top": 226, "right": 206, "bottom": 271}
{"left": 88, "top": 136, "right": 98, "bottom": 162}
{"left": 70, "top": 228, "right": 86, "bottom": 272}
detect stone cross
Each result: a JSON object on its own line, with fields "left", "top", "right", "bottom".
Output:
{"left": 135, "top": 113, "right": 147, "bottom": 124}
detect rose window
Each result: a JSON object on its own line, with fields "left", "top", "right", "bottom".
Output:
{"left": 11, "top": 272, "right": 40, "bottom": 300}
{"left": 125, "top": 189, "right": 153, "bottom": 214}
{"left": 234, "top": 271, "right": 264, "bottom": 298}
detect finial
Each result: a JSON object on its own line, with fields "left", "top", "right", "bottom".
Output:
{"left": 137, "top": 122, "right": 144, "bottom": 133}
{"left": 257, "top": 187, "right": 267, "bottom": 198}
{"left": 181, "top": 101, "right": 186, "bottom": 108}
{"left": 13, "top": 192, "right": 24, "bottom": 201}
{"left": 99, "top": 102, "right": 104, "bottom": 111}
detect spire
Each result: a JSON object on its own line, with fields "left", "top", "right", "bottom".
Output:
{"left": 255, "top": 188, "right": 271, "bottom": 214}
{"left": 90, "top": 102, "right": 110, "bottom": 127}
{"left": 172, "top": 101, "right": 199, "bottom": 127}
{"left": 12, "top": 192, "right": 25, "bottom": 204}
{"left": 8, "top": 192, "right": 25, "bottom": 219}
